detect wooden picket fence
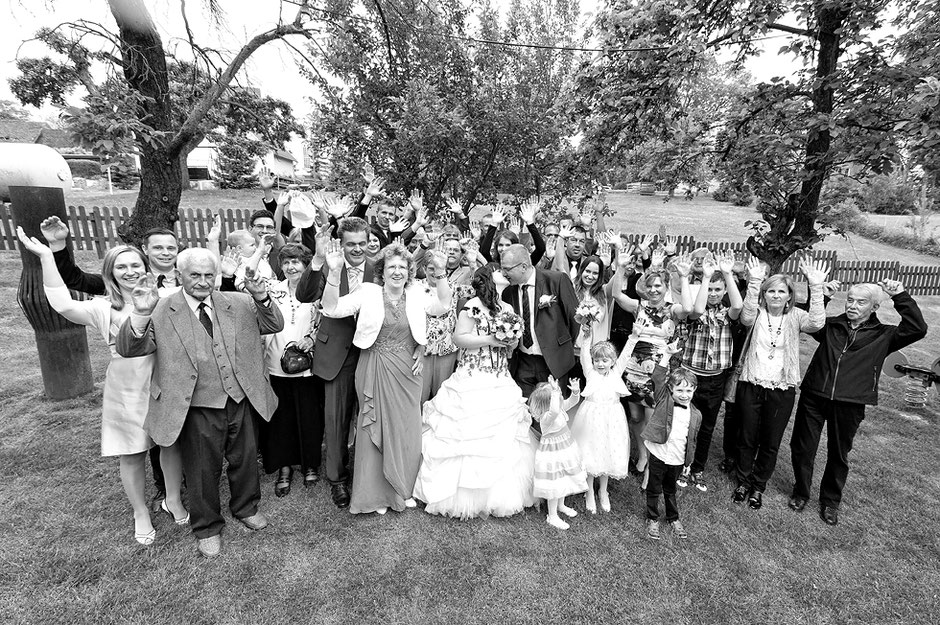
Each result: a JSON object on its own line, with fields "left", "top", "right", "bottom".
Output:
{"left": 2, "top": 204, "right": 940, "bottom": 295}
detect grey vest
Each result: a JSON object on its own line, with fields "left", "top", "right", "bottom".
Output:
{"left": 187, "top": 304, "right": 247, "bottom": 408}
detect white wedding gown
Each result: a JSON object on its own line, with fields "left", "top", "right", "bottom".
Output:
{"left": 413, "top": 301, "right": 537, "bottom": 519}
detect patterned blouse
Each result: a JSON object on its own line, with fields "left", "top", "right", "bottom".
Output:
{"left": 456, "top": 303, "right": 511, "bottom": 376}
{"left": 424, "top": 283, "right": 474, "bottom": 356}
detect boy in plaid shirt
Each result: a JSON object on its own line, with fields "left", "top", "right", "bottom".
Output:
{"left": 676, "top": 251, "right": 742, "bottom": 492}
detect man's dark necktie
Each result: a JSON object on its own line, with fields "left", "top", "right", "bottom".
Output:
{"left": 156, "top": 274, "right": 165, "bottom": 288}
{"left": 197, "top": 302, "right": 213, "bottom": 338}
{"left": 521, "top": 285, "right": 533, "bottom": 349}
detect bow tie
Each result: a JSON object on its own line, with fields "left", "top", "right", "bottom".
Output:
{"left": 674, "top": 403, "right": 689, "bottom": 410}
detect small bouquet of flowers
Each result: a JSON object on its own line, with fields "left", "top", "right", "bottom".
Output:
{"left": 493, "top": 310, "right": 524, "bottom": 342}
{"left": 575, "top": 300, "right": 601, "bottom": 326}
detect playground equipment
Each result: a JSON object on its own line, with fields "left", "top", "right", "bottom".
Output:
{"left": 883, "top": 351, "right": 940, "bottom": 409}
{"left": 2, "top": 143, "right": 94, "bottom": 399}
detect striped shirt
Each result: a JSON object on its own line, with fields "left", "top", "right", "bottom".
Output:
{"left": 681, "top": 304, "right": 735, "bottom": 374}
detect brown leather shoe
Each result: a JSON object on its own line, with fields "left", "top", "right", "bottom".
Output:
{"left": 197, "top": 535, "right": 221, "bottom": 558}
{"left": 238, "top": 513, "right": 269, "bottom": 531}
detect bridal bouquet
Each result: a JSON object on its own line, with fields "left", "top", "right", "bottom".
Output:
{"left": 575, "top": 300, "right": 601, "bottom": 326}
{"left": 493, "top": 310, "right": 524, "bottom": 342}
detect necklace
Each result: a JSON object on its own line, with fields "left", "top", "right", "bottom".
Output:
{"left": 286, "top": 287, "right": 303, "bottom": 325}
{"left": 384, "top": 290, "right": 406, "bottom": 321}
{"left": 766, "top": 311, "right": 783, "bottom": 359}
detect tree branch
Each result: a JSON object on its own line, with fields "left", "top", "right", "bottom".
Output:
{"left": 766, "top": 22, "right": 816, "bottom": 38}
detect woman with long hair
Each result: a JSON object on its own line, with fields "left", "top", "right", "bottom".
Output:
{"left": 413, "top": 264, "right": 537, "bottom": 519}
{"left": 17, "top": 228, "right": 188, "bottom": 545}
{"left": 732, "top": 257, "right": 828, "bottom": 510}
{"left": 320, "top": 242, "right": 450, "bottom": 515}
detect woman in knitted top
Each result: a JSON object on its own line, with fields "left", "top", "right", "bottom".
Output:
{"left": 732, "top": 257, "right": 828, "bottom": 510}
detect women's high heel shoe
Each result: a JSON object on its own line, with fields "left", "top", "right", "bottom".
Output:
{"left": 161, "top": 499, "right": 191, "bottom": 525}
{"left": 275, "top": 467, "right": 293, "bottom": 497}
{"left": 135, "top": 528, "right": 156, "bottom": 546}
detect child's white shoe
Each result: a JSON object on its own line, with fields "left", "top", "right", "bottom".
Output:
{"left": 558, "top": 502, "right": 578, "bottom": 518}
{"left": 599, "top": 490, "right": 611, "bottom": 513}
{"left": 547, "top": 516, "right": 570, "bottom": 530}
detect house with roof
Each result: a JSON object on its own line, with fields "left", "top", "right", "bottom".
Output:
{"left": 186, "top": 137, "right": 299, "bottom": 188}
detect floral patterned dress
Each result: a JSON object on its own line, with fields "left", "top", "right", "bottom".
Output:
{"left": 413, "top": 299, "right": 538, "bottom": 519}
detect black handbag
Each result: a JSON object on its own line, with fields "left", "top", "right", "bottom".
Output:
{"left": 280, "top": 341, "right": 312, "bottom": 374}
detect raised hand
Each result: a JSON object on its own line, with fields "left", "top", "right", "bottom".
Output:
{"left": 464, "top": 239, "right": 480, "bottom": 264}
{"left": 878, "top": 279, "right": 905, "bottom": 297}
{"left": 823, "top": 279, "right": 842, "bottom": 297}
{"left": 362, "top": 163, "right": 375, "bottom": 184}
{"left": 632, "top": 315, "right": 652, "bottom": 337}
{"left": 364, "top": 175, "right": 386, "bottom": 200}
{"left": 519, "top": 198, "right": 540, "bottom": 225}
{"left": 412, "top": 208, "right": 429, "bottom": 231}
{"left": 324, "top": 196, "right": 354, "bottom": 219}
{"left": 746, "top": 256, "right": 766, "bottom": 281}
{"left": 507, "top": 216, "right": 522, "bottom": 235}
{"left": 674, "top": 253, "right": 692, "bottom": 277}
{"left": 491, "top": 206, "right": 506, "bottom": 226}
{"left": 663, "top": 235, "right": 678, "bottom": 256}
{"left": 597, "top": 242, "right": 612, "bottom": 260}
{"left": 558, "top": 223, "right": 575, "bottom": 240}
{"left": 308, "top": 190, "right": 327, "bottom": 210}
{"left": 579, "top": 207, "right": 595, "bottom": 229}
{"left": 701, "top": 254, "right": 718, "bottom": 277}
{"left": 602, "top": 229, "right": 622, "bottom": 248}
{"left": 408, "top": 189, "right": 424, "bottom": 213}
{"left": 131, "top": 274, "right": 160, "bottom": 314}
{"left": 469, "top": 220, "right": 481, "bottom": 240}
{"left": 219, "top": 249, "right": 240, "bottom": 278}
{"left": 259, "top": 174, "right": 275, "bottom": 190}
{"left": 313, "top": 224, "right": 335, "bottom": 265}
{"left": 663, "top": 339, "right": 682, "bottom": 355}
{"left": 243, "top": 268, "right": 269, "bottom": 300}
{"left": 717, "top": 250, "right": 735, "bottom": 274}
{"left": 207, "top": 213, "right": 222, "bottom": 243}
{"left": 325, "top": 239, "right": 345, "bottom": 272}
{"left": 16, "top": 226, "right": 53, "bottom": 258}
{"left": 650, "top": 247, "right": 666, "bottom": 268}
{"left": 799, "top": 257, "right": 830, "bottom": 286}
{"left": 446, "top": 197, "right": 465, "bottom": 216}
{"left": 39, "top": 216, "right": 70, "bottom": 250}
{"left": 658, "top": 224, "right": 668, "bottom": 241}
{"left": 276, "top": 191, "right": 291, "bottom": 208}
{"left": 389, "top": 217, "right": 410, "bottom": 233}
{"left": 568, "top": 378, "right": 581, "bottom": 395}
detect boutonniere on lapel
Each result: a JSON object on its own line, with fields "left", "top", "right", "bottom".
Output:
{"left": 537, "top": 294, "right": 557, "bottom": 310}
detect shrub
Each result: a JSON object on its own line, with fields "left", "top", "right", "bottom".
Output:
{"left": 67, "top": 158, "right": 102, "bottom": 179}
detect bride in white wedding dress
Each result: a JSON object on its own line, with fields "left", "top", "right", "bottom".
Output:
{"left": 413, "top": 266, "right": 537, "bottom": 519}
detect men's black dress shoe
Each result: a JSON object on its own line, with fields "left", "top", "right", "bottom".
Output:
{"left": 747, "top": 490, "right": 763, "bottom": 510}
{"left": 820, "top": 505, "right": 839, "bottom": 526}
{"left": 732, "top": 485, "right": 748, "bottom": 504}
{"left": 788, "top": 496, "right": 808, "bottom": 512}
{"left": 331, "top": 483, "right": 351, "bottom": 509}
{"left": 149, "top": 491, "right": 167, "bottom": 513}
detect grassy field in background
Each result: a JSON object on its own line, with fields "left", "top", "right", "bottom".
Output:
{"left": 3, "top": 192, "right": 940, "bottom": 624}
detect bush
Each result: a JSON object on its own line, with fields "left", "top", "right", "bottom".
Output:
{"left": 817, "top": 197, "right": 864, "bottom": 234}
{"left": 860, "top": 175, "right": 917, "bottom": 215}
{"left": 713, "top": 181, "right": 752, "bottom": 206}
{"left": 67, "top": 159, "right": 102, "bottom": 179}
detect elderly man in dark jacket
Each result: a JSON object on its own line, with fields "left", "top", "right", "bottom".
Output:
{"left": 789, "top": 279, "right": 928, "bottom": 525}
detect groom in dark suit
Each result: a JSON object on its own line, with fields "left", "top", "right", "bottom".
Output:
{"left": 500, "top": 244, "right": 580, "bottom": 397}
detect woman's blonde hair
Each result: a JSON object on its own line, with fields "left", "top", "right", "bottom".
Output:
{"left": 373, "top": 242, "right": 416, "bottom": 287}
{"left": 759, "top": 274, "right": 795, "bottom": 314}
{"left": 101, "top": 245, "right": 148, "bottom": 311}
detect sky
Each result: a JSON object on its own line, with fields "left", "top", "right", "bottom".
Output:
{"left": 0, "top": 0, "right": 802, "bottom": 159}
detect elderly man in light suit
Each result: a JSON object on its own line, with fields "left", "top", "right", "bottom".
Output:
{"left": 117, "top": 247, "right": 283, "bottom": 558}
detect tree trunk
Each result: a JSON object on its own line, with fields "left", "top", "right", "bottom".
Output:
{"left": 108, "top": 0, "right": 181, "bottom": 244}
{"left": 749, "top": 4, "right": 848, "bottom": 273}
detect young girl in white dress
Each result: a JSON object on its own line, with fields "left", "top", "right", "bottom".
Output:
{"left": 572, "top": 327, "right": 639, "bottom": 513}
{"left": 530, "top": 378, "right": 587, "bottom": 530}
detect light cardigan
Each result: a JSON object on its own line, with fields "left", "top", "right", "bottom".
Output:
{"left": 321, "top": 282, "right": 448, "bottom": 349}
{"left": 738, "top": 277, "right": 825, "bottom": 388}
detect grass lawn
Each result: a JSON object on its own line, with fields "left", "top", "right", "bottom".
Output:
{"left": 3, "top": 194, "right": 940, "bottom": 624}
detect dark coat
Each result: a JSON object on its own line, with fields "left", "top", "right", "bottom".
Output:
{"left": 501, "top": 268, "right": 580, "bottom": 380}
{"left": 801, "top": 291, "right": 927, "bottom": 405}
{"left": 641, "top": 364, "right": 702, "bottom": 467}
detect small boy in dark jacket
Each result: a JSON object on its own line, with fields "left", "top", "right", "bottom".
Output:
{"left": 641, "top": 341, "right": 702, "bottom": 540}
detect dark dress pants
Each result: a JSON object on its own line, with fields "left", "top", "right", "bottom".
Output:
{"left": 735, "top": 382, "right": 796, "bottom": 493}
{"left": 689, "top": 369, "right": 730, "bottom": 473}
{"left": 646, "top": 452, "right": 681, "bottom": 522}
{"left": 319, "top": 349, "right": 360, "bottom": 485}
{"left": 149, "top": 446, "right": 165, "bottom": 495}
{"left": 179, "top": 397, "right": 261, "bottom": 540}
{"left": 722, "top": 400, "right": 741, "bottom": 465}
{"left": 790, "top": 391, "right": 866, "bottom": 509}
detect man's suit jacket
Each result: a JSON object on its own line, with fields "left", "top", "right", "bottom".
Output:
{"left": 295, "top": 260, "right": 376, "bottom": 381}
{"left": 115, "top": 290, "right": 284, "bottom": 447}
{"left": 501, "top": 268, "right": 580, "bottom": 380}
